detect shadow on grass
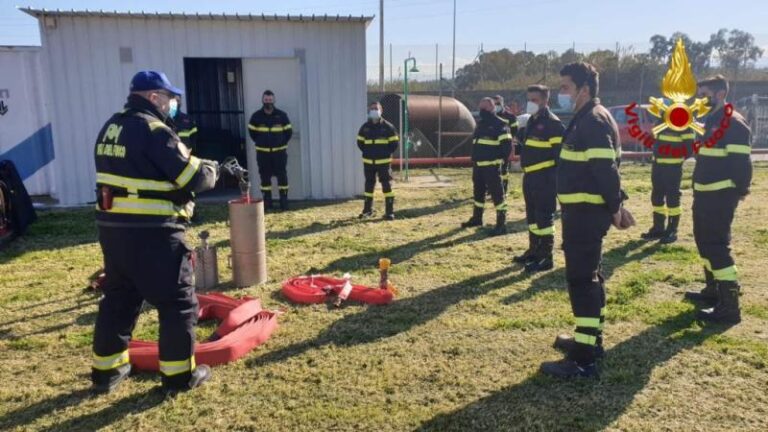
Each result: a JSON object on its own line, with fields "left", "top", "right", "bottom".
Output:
{"left": 0, "top": 386, "right": 164, "bottom": 432}
{"left": 247, "top": 266, "right": 531, "bottom": 368}
{"left": 413, "top": 311, "right": 730, "bottom": 432}
{"left": 0, "top": 295, "right": 99, "bottom": 330}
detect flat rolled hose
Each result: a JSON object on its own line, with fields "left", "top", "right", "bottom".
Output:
{"left": 128, "top": 292, "right": 279, "bottom": 371}
{"left": 281, "top": 275, "right": 394, "bottom": 305}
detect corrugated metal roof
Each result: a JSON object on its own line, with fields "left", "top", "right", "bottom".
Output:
{"left": 19, "top": 7, "right": 374, "bottom": 23}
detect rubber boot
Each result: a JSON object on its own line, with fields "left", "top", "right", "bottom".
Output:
{"left": 641, "top": 213, "right": 666, "bottom": 240}
{"left": 163, "top": 364, "right": 213, "bottom": 395}
{"left": 461, "top": 206, "right": 483, "bottom": 228}
{"left": 263, "top": 191, "right": 274, "bottom": 211}
{"left": 279, "top": 190, "right": 289, "bottom": 211}
{"left": 525, "top": 235, "right": 554, "bottom": 273}
{"left": 91, "top": 363, "right": 131, "bottom": 394}
{"left": 659, "top": 215, "right": 679, "bottom": 244}
{"left": 384, "top": 197, "right": 395, "bottom": 221}
{"left": 697, "top": 281, "right": 741, "bottom": 324}
{"left": 553, "top": 334, "right": 605, "bottom": 359}
{"left": 359, "top": 197, "right": 374, "bottom": 219}
{"left": 490, "top": 211, "right": 507, "bottom": 236}
{"left": 684, "top": 268, "right": 718, "bottom": 306}
{"left": 514, "top": 232, "right": 536, "bottom": 263}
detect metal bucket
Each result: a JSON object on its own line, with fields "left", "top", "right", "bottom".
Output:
{"left": 228, "top": 198, "right": 267, "bottom": 287}
{"left": 194, "top": 231, "right": 219, "bottom": 291}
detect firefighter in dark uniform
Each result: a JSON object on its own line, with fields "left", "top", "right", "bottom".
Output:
{"left": 493, "top": 95, "right": 519, "bottom": 195}
{"left": 685, "top": 75, "right": 752, "bottom": 324}
{"left": 641, "top": 125, "right": 694, "bottom": 244}
{"left": 460, "top": 97, "right": 513, "bottom": 236}
{"left": 248, "top": 90, "right": 292, "bottom": 211}
{"left": 541, "top": 63, "right": 631, "bottom": 378}
{"left": 91, "top": 71, "right": 219, "bottom": 393}
{"left": 356, "top": 101, "right": 400, "bottom": 220}
{"left": 513, "top": 85, "right": 565, "bottom": 273}
{"left": 171, "top": 96, "right": 198, "bottom": 152}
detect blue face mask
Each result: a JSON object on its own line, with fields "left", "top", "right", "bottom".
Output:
{"left": 558, "top": 93, "right": 573, "bottom": 112}
{"left": 168, "top": 99, "right": 179, "bottom": 119}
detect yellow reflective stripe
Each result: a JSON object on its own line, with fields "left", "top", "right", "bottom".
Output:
{"left": 655, "top": 157, "right": 684, "bottom": 164}
{"left": 357, "top": 135, "right": 366, "bottom": 141}
{"left": 699, "top": 147, "right": 727, "bottom": 157}
{"left": 256, "top": 146, "right": 287, "bottom": 152}
{"left": 175, "top": 156, "right": 201, "bottom": 188}
{"left": 388, "top": 135, "right": 399, "bottom": 142}
{"left": 575, "top": 317, "right": 601, "bottom": 328}
{"left": 525, "top": 139, "right": 551, "bottom": 148}
{"left": 726, "top": 144, "right": 751, "bottom": 155}
{"left": 560, "top": 147, "right": 616, "bottom": 161}
{"left": 668, "top": 206, "right": 682, "bottom": 216}
{"left": 93, "top": 350, "right": 129, "bottom": 371}
{"left": 177, "top": 127, "right": 198, "bottom": 138}
{"left": 476, "top": 159, "right": 503, "bottom": 166}
{"left": 278, "top": 185, "right": 289, "bottom": 190}
{"left": 712, "top": 265, "right": 738, "bottom": 281}
{"left": 550, "top": 136, "right": 563, "bottom": 145}
{"left": 260, "top": 186, "right": 271, "bottom": 191}
{"left": 103, "top": 197, "right": 184, "bottom": 217}
{"left": 523, "top": 160, "right": 556, "bottom": 173}
{"left": 249, "top": 124, "right": 269, "bottom": 132}
{"left": 693, "top": 180, "right": 736, "bottom": 192}
{"left": 680, "top": 133, "right": 695, "bottom": 140}
{"left": 148, "top": 121, "right": 169, "bottom": 132}
{"left": 495, "top": 202, "right": 508, "bottom": 211}
{"left": 498, "top": 133, "right": 513, "bottom": 141}
{"left": 364, "top": 192, "right": 374, "bottom": 197}
{"left": 653, "top": 205, "right": 667, "bottom": 215}
{"left": 506, "top": 121, "right": 519, "bottom": 129}
{"left": 273, "top": 145, "right": 288, "bottom": 151}
{"left": 372, "top": 139, "right": 390, "bottom": 144}
{"left": 474, "top": 201, "right": 484, "bottom": 208}
{"left": 159, "top": 357, "right": 196, "bottom": 377}
{"left": 574, "top": 332, "right": 598, "bottom": 346}
{"left": 529, "top": 224, "right": 554, "bottom": 236}
{"left": 475, "top": 138, "right": 500, "bottom": 145}
{"left": 558, "top": 193, "right": 606, "bottom": 204}
{"left": 384, "top": 191, "right": 395, "bottom": 198}
{"left": 657, "top": 134, "right": 683, "bottom": 142}
{"left": 283, "top": 124, "right": 292, "bottom": 130}
{"left": 363, "top": 158, "right": 392, "bottom": 165}
{"left": 96, "top": 172, "right": 176, "bottom": 192}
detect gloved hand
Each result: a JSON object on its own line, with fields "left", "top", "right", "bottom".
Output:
{"left": 201, "top": 159, "right": 220, "bottom": 182}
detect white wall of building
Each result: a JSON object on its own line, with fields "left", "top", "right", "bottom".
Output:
{"left": 27, "top": 11, "right": 369, "bottom": 205}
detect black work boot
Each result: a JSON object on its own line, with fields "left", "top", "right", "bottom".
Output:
{"left": 461, "top": 206, "right": 483, "bottom": 228}
{"left": 384, "top": 197, "right": 395, "bottom": 221}
{"left": 163, "top": 364, "right": 213, "bottom": 395}
{"left": 91, "top": 363, "right": 132, "bottom": 394}
{"left": 540, "top": 351, "right": 599, "bottom": 378}
{"left": 514, "top": 232, "right": 537, "bottom": 264}
{"left": 697, "top": 281, "right": 741, "bottom": 324}
{"left": 279, "top": 190, "right": 289, "bottom": 211}
{"left": 641, "top": 212, "right": 666, "bottom": 240}
{"left": 262, "top": 192, "right": 274, "bottom": 211}
{"left": 490, "top": 211, "right": 507, "bottom": 236}
{"left": 684, "top": 268, "right": 718, "bottom": 306}
{"left": 359, "top": 197, "right": 374, "bottom": 219}
{"left": 525, "top": 235, "right": 554, "bottom": 273}
{"left": 553, "top": 334, "right": 606, "bottom": 359}
{"left": 659, "top": 215, "right": 679, "bottom": 244}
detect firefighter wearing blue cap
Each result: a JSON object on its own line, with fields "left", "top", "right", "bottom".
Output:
{"left": 91, "top": 70, "right": 219, "bottom": 394}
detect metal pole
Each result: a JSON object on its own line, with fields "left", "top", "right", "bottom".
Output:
{"left": 379, "top": 0, "right": 384, "bottom": 94}
{"left": 404, "top": 59, "right": 410, "bottom": 182}
{"left": 435, "top": 43, "right": 439, "bottom": 85}
{"left": 399, "top": 97, "right": 403, "bottom": 178}
{"left": 389, "top": 43, "right": 393, "bottom": 89}
{"left": 438, "top": 63, "right": 443, "bottom": 169}
{"left": 451, "top": 0, "right": 456, "bottom": 82}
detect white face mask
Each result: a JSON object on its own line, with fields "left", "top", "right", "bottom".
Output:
{"left": 168, "top": 98, "right": 179, "bottom": 118}
{"left": 558, "top": 93, "right": 573, "bottom": 111}
{"left": 526, "top": 101, "right": 539, "bottom": 115}
{"left": 368, "top": 109, "right": 381, "bottom": 121}
{"left": 494, "top": 104, "right": 503, "bottom": 114}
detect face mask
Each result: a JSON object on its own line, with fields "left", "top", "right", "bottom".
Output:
{"left": 494, "top": 104, "right": 503, "bottom": 114}
{"left": 526, "top": 101, "right": 539, "bottom": 115}
{"left": 368, "top": 110, "right": 381, "bottom": 121}
{"left": 168, "top": 99, "right": 179, "bottom": 119}
{"left": 263, "top": 103, "right": 274, "bottom": 110}
{"left": 558, "top": 93, "right": 573, "bottom": 112}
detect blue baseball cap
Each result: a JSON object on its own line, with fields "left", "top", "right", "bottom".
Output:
{"left": 129, "top": 70, "right": 184, "bottom": 96}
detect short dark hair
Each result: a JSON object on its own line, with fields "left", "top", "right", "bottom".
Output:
{"left": 527, "top": 84, "right": 550, "bottom": 100}
{"left": 369, "top": 101, "right": 382, "bottom": 109}
{"left": 698, "top": 74, "right": 729, "bottom": 96}
{"left": 559, "top": 62, "right": 599, "bottom": 98}
{"left": 263, "top": 90, "right": 275, "bottom": 97}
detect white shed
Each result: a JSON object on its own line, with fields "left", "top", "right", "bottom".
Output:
{"left": 20, "top": 8, "right": 373, "bottom": 205}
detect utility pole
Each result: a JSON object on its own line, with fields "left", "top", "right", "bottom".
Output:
{"left": 389, "top": 43, "right": 393, "bottom": 87}
{"left": 451, "top": 0, "right": 456, "bottom": 82}
{"left": 379, "top": 0, "right": 384, "bottom": 94}
{"left": 438, "top": 63, "right": 443, "bottom": 169}
{"left": 435, "top": 43, "right": 439, "bottom": 84}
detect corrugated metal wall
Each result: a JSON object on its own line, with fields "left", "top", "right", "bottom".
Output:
{"left": 36, "top": 15, "right": 367, "bottom": 205}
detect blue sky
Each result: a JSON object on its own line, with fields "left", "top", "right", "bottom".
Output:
{"left": 2, "top": 0, "right": 768, "bottom": 80}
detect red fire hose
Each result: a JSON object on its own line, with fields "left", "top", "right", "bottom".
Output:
{"left": 128, "top": 292, "right": 279, "bottom": 371}
{"left": 282, "top": 275, "right": 394, "bottom": 305}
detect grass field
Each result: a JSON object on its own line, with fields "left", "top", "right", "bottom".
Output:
{"left": 1, "top": 162, "right": 767, "bottom": 432}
